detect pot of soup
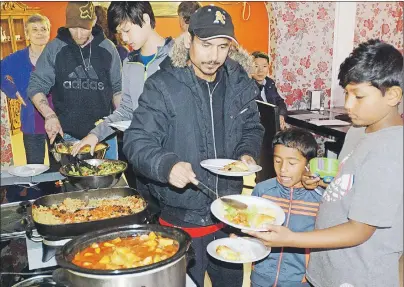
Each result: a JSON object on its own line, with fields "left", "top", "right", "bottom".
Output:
{"left": 55, "top": 224, "right": 193, "bottom": 287}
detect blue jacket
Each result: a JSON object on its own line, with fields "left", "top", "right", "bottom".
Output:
{"left": 1, "top": 47, "right": 52, "bottom": 134}
{"left": 251, "top": 178, "right": 322, "bottom": 287}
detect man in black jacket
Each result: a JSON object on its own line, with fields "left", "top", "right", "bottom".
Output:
{"left": 123, "top": 6, "right": 264, "bottom": 287}
{"left": 252, "top": 51, "right": 288, "bottom": 130}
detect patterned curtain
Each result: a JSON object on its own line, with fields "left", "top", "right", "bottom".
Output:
{"left": 1, "top": 90, "right": 14, "bottom": 169}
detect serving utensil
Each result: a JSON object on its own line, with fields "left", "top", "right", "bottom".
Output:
{"left": 195, "top": 180, "right": 248, "bottom": 210}
{"left": 75, "top": 157, "right": 98, "bottom": 173}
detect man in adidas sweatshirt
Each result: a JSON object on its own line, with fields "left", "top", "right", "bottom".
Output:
{"left": 28, "top": 2, "right": 122, "bottom": 158}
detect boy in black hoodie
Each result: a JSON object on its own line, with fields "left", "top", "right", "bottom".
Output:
{"left": 28, "top": 1, "right": 121, "bottom": 159}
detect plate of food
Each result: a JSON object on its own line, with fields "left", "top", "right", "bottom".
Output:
{"left": 207, "top": 237, "right": 271, "bottom": 264}
{"left": 200, "top": 159, "right": 262, "bottom": 176}
{"left": 211, "top": 194, "right": 285, "bottom": 231}
{"left": 8, "top": 164, "right": 49, "bottom": 177}
{"left": 108, "top": 121, "right": 131, "bottom": 132}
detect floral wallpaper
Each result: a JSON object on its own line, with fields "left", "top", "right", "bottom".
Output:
{"left": 354, "top": 2, "right": 403, "bottom": 52}
{"left": 1, "top": 91, "right": 14, "bottom": 169}
{"left": 266, "top": 2, "right": 336, "bottom": 110}
{"left": 354, "top": 2, "right": 403, "bottom": 117}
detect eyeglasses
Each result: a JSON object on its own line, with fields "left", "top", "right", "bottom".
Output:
{"left": 29, "top": 27, "right": 49, "bottom": 34}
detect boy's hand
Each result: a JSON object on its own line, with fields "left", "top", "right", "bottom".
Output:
{"left": 302, "top": 171, "right": 321, "bottom": 190}
{"left": 241, "top": 225, "right": 295, "bottom": 247}
{"left": 302, "top": 169, "right": 328, "bottom": 190}
{"left": 72, "top": 134, "right": 99, "bottom": 156}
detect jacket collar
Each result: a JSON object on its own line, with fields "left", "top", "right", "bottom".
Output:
{"left": 276, "top": 179, "right": 308, "bottom": 197}
{"left": 160, "top": 34, "right": 256, "bottom": 98}
{"left": 169, "top": 33, "right": 255, "bottom": 76}
{"left": 127, "top": 37, "right": 174, "bottom": 63}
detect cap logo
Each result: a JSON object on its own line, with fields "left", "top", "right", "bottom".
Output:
{"left": 79, "top": 2, "right": 94, "bottom": 20}
{"left": 213, "top": 11, "right": 226, "bottom": 25}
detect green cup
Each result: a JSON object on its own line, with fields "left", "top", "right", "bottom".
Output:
{"left": 309, "top": 157, "right": 339, "bottom": 183}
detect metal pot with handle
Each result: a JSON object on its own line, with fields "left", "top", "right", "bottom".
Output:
{"left": 59, "top": 159, "right": 128, "bottom": 190}
{"left": 55, "top": 224, "right": 193, "bottom": 287}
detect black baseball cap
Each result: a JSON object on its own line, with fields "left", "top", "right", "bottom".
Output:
{"left": 188, "top": 5, "right": 238, "bottom": 45}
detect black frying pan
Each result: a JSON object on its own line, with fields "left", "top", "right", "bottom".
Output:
{"left": 27, "top": 187, "right": 149, "bottom": 239}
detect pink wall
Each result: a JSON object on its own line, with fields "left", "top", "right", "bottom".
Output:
{"left": 266, "top": 1, "right": 402, "bottom": 111}
{"left": 267, "top": 2, "right": 336, "bottom": 110}
{"left": 354, "top": 2, "right": 403, "bottom": 52}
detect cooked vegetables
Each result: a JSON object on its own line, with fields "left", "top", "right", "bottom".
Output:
{"left": 32, "top": 196, "right": 146, "bottom": 225}
{"left": 55, "top": 143, "right": 106, "bottom": 154}
{"left": 224, "top": 205, "right": 276, "bottom": 228}
{"left": 67, "top": 161, "right": 126, "bottom": 176}
{"left": 72, "top": 232, "right": 179, "bottom": 270}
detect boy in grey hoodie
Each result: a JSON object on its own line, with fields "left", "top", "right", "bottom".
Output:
{"left": 72, "top": 1, "right": 173, "bottom": 155}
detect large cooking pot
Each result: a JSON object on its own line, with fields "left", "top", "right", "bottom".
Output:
{"left": 52, "top": 141, "right": 109, "bottom": 166}
{"left": 55, "top": 224, "right": 193, "bottom": 287}
{"left": 59, "top": 159, "right": 128, "bottom": 190}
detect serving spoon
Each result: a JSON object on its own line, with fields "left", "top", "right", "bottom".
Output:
{"left": 195, "top": 180, "right": 248, "bottom": 210}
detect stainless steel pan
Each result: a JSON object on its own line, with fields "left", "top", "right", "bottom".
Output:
{"left": 59, "top": 159, "right": 128, "bottom": 190}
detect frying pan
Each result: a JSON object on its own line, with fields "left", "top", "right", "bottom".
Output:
{"left": 26, "top": 187, "right": 149, "bottom": 240}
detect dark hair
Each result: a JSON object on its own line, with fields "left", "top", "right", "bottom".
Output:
{"left": 338, "top": 39, "right": 403, "bottom": 93}
{"left": 107, "top": 1, "right": 155, "bottom": 33}
{"left": 252, "top": 51, "right": 269, "bottom": 63}
{"left": 272, "top": 128, "right": 318, "bottom": 162}
{"left": 177, "top": 1, "right": 201, "bottom": 24}
{"left": 95, "top": 6, "right": 116, "bottom": 43}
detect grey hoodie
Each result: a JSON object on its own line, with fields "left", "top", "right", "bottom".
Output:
{"left": 90, "top": 37, "right": 174, "bottom": 141}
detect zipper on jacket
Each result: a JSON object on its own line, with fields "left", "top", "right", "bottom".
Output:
{"left": 206, "top": 80, "right": 220, "bottom": 197}
{"left": 273, "top": 187, "right": 294, "bottom": 287}
{"left": 144, "top": 53, "right": 158, "bottom": 80}
{"left": 128, "top": 53, "right": 158, "bottom": 81}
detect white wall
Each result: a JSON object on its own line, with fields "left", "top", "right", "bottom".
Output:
{"left": 330, "top": 2, "right": 357, "bottom": 108}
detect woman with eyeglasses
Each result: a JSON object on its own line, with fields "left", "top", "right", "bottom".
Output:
{"left": 1, "top": 14, "right": 55, "bottom": 165}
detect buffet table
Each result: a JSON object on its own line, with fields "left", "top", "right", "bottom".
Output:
{"left": 1, "top": 171, "right": 197, "bottom": 287}
{"left": 0, "top": 170, "right": 65, "bottom": 187}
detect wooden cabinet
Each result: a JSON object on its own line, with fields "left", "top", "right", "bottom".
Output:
{"left": 1, "top": 2, "right": 41, "bottom": 134}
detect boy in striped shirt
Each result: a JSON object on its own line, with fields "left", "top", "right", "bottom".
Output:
{"left": 251, "top": 128, "right": 321, "bottom": 287}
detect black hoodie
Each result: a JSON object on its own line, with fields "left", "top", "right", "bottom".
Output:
{"left": 28, "top": 25, "right": 122, "bottom": 139}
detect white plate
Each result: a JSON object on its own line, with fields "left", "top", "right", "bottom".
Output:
{"left": 207, "top": 237, "right": 271, "bottom": 264}
{"left": 200, "top": 159, "right": 262, "bottom": 176}
{"left": 108, "top": 121, "right": 131, "bottom": 132}
{"left": 8, "top": 164, "right": 49, "bottom": 177}
{"left": 211, "top": 194, "right": 285, "bottom": 231}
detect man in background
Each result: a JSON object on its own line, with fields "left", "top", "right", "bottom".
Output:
{"left": 177, "top": 1, "right": 201, "bottom": 32}
{"left": 252, "top": 51, "right": 287, "bottom": 129}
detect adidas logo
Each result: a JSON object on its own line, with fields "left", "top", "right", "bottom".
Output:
{"left": 63, "top": 65, "right": 104, "bottom": 91}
